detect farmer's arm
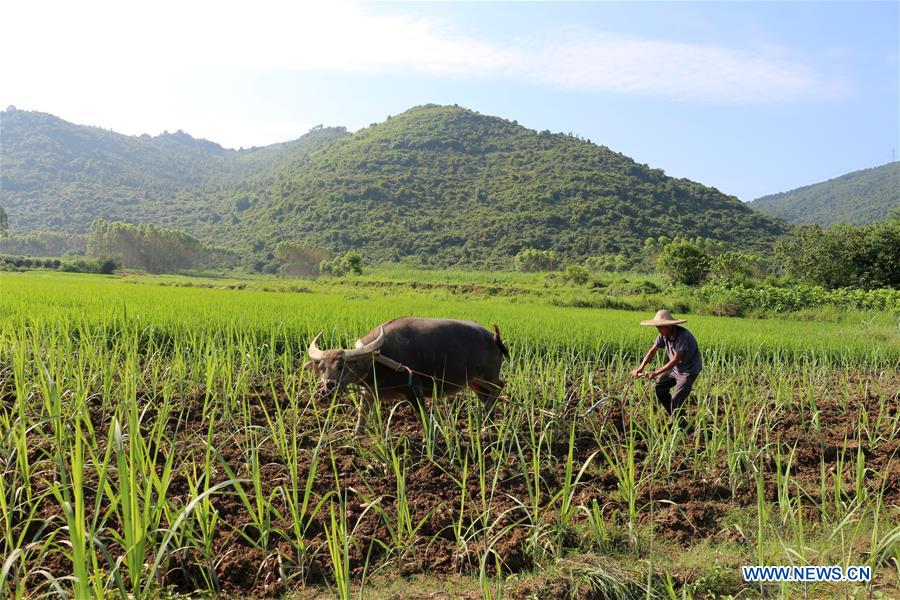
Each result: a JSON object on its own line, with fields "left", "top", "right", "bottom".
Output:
{"left": 647, "top": 351, "right": 685, "bottom": 378}
{"left": 631, "top": 344, "right": 659, "bottom": 377}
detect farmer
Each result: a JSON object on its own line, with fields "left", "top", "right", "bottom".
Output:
{"left": 630, "top": 309, "right": 702, "bottom": 417}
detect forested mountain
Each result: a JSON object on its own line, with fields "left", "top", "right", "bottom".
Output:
{"left": 223, "top": 105, "right": 787, "bottom": 266}
{"left": 749, "top": 162, "right": 899, "bottom": 226}
{"left": 0, "top": 107, "right": 347, "bottom": 232}
{"left": 2, "top": 104, "right": 788, "bottom": 268}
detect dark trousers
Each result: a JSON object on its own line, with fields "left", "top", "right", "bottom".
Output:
{"left": 655, "top": 371, "right": 698, "bottom": 415}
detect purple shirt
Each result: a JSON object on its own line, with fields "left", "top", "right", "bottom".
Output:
{"left": 655, "top": 326, "right": 702, "bottom": 375}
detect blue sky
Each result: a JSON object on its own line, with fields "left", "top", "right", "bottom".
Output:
{"left": 2, "top": 1, "right": 897, "bottom": 201}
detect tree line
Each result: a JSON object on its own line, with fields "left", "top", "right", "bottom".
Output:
{"left": 514, "top": 217, "right": 898, "bottom": 291}
{"left": 273, "top": 241, "right": 363, "bottom": 278}
{"left": 87, "top": 220, "right": 237, "bottom": 273}
{"left": 0, "top": 229, "right": 87, "bottom": 256}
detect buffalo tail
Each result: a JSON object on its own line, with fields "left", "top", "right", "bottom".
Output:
{"left": 492, "top": 324, "right": 510, "bottom": 358}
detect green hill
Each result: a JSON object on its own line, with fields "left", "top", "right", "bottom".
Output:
{"left": 221, "top": 105, "right": 788, "bottom": 267}
{"left": 1, "top": 104, "right": 788, "bottom": 268}
{"left": 0, "top": 107, "right": 347, "bottom": 232}
{"left": 749, "top": 162, "right": 900, "bottom": 226}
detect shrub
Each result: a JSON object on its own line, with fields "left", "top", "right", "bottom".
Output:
{"left": 320, "top": 258, "right": 346, "bottom": 276}
{"left": 275, "top": 241, "right": 331, "bottom": 278}
{"left": 343, "top": 251, "right": 364, "bottom": 275}
{"left": 656, "top": 241, "right": 711, "bottom": 286}
{"left": 515, "top": 249, "right": 559, "bottom": 272}
{"left": 710, "top": 251, "right": 764, "bottom": 280}
{"left": 320, "top": 252, "right": 365, "bottom": 276}
{"left": 61, "top": 258, "right": 119, "bottom": 275}
{"left": 99, "top": 259, "right": 118, "bottom": 274}
{"left": 697, "top": 281, "right": 900, "bottom": 313}
{"left": 584, "top": 253, "right": 631, "bottom": 273}
{"left": 603, "top": 280, "right": 662, "bottom": 296}
{"left": 707, "top": 291, "right": 746, "bottom": 317}
{"left": 564, "top": 264, "right": 590, "bottom": 284}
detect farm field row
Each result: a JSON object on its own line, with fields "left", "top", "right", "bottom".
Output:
{"left": 0, "top": 271, "right": 897, "bottom": 599}
{"left": 3, "top": 272, "right": 898, "bottom": 366}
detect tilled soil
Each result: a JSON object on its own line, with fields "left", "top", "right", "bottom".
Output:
{"left": 10, "top": 372, "right": 900, "bottom": 597}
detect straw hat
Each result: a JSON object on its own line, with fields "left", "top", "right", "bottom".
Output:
{"left": 640, "top": 309, "right": 687, "bottom": 326}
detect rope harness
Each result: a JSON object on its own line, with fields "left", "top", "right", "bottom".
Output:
{"left": 372, "top": 352, "right": 415, "bottom": 388}
{"left": 348, "top": 335, "right": 504, "bottom": 395}
{"left": 350, "top": 350, "right": 504, "bottom": 398}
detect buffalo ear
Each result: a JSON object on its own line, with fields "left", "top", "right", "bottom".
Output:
{"left": 303, "top": 360, "right": 319, "bottom": 372}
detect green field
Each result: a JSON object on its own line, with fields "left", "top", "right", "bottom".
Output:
{"left": 1, "top": 271, "right": 898, "bottom": 599}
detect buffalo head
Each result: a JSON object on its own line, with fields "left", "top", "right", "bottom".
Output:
{"left": 304, "top": 327, "right": 385, "bottom": 402}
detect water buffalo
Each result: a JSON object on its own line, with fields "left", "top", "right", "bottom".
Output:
{"left": 305, "top": 317, "right": 509, "bottom": 433}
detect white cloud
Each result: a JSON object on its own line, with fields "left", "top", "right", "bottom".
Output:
{"left": 2, "top": 1, "right": 841, "bottom": 101}
{"left": 534, "top": 32, "right": 841, "bottom": 103}
{"left": 0, "top": 0, "right": 843, "bottom": 145}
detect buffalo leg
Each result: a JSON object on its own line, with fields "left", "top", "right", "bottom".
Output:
{"left": 404, "top": 381, "right": 426, "bottom": 412}
{"left": 472, "top": 378, "right": 504, "bottom": 417}
{"left": 354, "top": 389, "right": 375, "bottom": 434}
{"left": 406, "top": 381, "right": 437, "bottom": 432}
{"left": 405, "top": 382, "right": 426, "bottom": 423}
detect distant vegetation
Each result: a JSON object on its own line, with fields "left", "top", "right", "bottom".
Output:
{"left": 515, "top": 249, "right": 560, "bottom": 272}
{"left": 0, "top": 106, "right": 347, "bottom": 237}
{"left": 4, "top": 216, "right": 896, "bottom": 317}
{"left": 749, "top": 162, "right": 899, "bottom": 226}
{"left": 773, "top": 217, "right": 899, "bottom": 289}
{"left": 5, "top": 104, "right": 896, "bottom": 277}
{"left": 0, "top": 254, "right": 117, "bottom": 274}
{"left": 0, "top": 230, "right": 87, "bottom": 256}
{"left": 547, "top": 220, "right": 900, "bottom": 316}
{"left": 272, "top": 241, "right": 331, "bottom": 278}
{"left": 2, "top": 105, "right": 787, "bottom": 269}
{"left": 87, "top": 220, "right": 237, "bottom": 273}
{"left": 655, "top": 240, "right": 712, "bottom": 286}
{"left": 236, "top": 105, "right": 787, "bottom": 268}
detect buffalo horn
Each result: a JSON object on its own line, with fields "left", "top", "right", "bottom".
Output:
{"left": 307, "top": 331, "right": 326, "bottom": 360}
{"left": 344, "top": 326, "right": 385, "bottom": 359}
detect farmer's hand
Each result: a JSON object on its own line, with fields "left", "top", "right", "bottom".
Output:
{"left": 630, "top": 368, "right": 642, "bottom": 378}
{"left": 642, "top": 371, "right": 656, "bottom": 380}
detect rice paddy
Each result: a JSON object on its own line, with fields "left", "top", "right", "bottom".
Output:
{"left": 0, "top": 271, "right": 897, "bottom": 599}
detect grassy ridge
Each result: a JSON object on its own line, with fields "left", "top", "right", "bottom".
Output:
{"left": 3, "top": 272, "right": 897, "bottom": 367}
